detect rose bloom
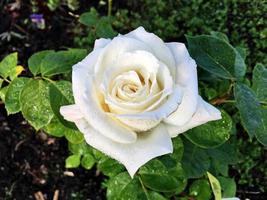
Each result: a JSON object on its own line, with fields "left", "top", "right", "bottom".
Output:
{"left": 60, "top": 27, "right": 221, "bottom": 177}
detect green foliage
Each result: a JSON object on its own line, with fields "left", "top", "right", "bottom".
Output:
{"left": 5, "top": 77, "right": 30, "bottom": 114}
{"left": 207, "top": 172, "right": 222, "bottom": 200}
{"left": 97, "top": 156, "right": 125, "bottom": 177}
{"left": 28, "top": 50, "right": 55, "bottom": 76}
{"left": 49, "top": 80, "right": 76, "bottom": 129}
{"left": 189, "top": 179, "right": 212, "bottom": 200}
{"left": 75, "top": 8, "right": 117, "bottom": 48}
{"left": 218, "top": 177, "right": 236, "bottom": 198}
{"left": 234, "top": 84, "right": 267, "bottom": 145}
{"left": 46, "top": 0, "right": 79, "bottom": 11}
{"left": 113, "top": 0, "right": 266, "bottom": 66}
{"left": 43, "top": 117, "right": 65, "bottom": 137}
{"left": 0, "top": 52, "right": 18, "bottom": 80}
{"left": 20, "top": 79, "right": 54, "bottom": 130}
{"left": 40, "top": 49, "right": 87, "bottom": 77}
{"left": 139, "top": 157, "right": 186, "bottom": 193}
{"left": 252, "top": 63, "right": 267, "bottom": 101}
{"left": 185, "top": 110, "right": 232, "bottom": 148}
{"left": 28, "top": 49, "right": 87, "bottom": 77}
{"left": 232, "top": 137, "right": 267, "bottom": 192}
{"left": 107, "top": 172, "right": 166, "bottom": 200}
{"left": 65, "top": 154, "right": 81, "bottom": 168}
{"left": 186, "top": 35, "right": 246, "bottom": 79}
{"left": 64, "top": 129, "right": 84, "bottom": 144}
{"left": 0, "top": 86, "right": 9, "bottom": 102}
{"left": 181, "top": 139, "right": 210, "bottom": 178}
{"left": 81, "top": 154, "right": 95, "bottom": 170}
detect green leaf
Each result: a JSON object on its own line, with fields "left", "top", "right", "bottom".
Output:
{"left": 20, "top": 79, "right": 54, "bottom": 130}
{"left": 218, "top": 177, "right": 236, "bottom": 198}
{"left": 186, "top": 35, "right": 246, "bottom": 79}
{"left": 210, "top": 31, "right": 229, "bottom": 42}
{"left": 28, "top": 50, "right": 55, "bottom": 76}
{"left": 49, "top": 80, "right": 76, "bottom": 129}
{"left": 41, "top": 49, "right": 87, "bottom": 77}
{"left": 207, "top": 142, "right": 238, "bottom": 165}
{"left": 79, "top": 8, "right": 99, "bottom": 26}
{"left": 0, "top": 52, "right": 17, "bottom": 79}
{"left": 65, "top": 129, "right": 84, "bottom": 144}
{"left": 147, "top": 192, "right": 167, "bottom": 200}
{"left": 0, "top": 86, "right": 9, "bottom": 102}
{"left": 0, "top": 78, "right": 3, "bottom": 88}
{"left": 107, "top": 172, "right": 162, "bottom": 200}
{"left": 234, "top": 83, "right": 267, "bottom": 145}
{"left": 207, "top": 172, "right": 222, "bottom": 200}
{"left": 81, "top": 154, "right": 95, "bottom": 170}
{"left": 189, "top": 179, "right": 212, "bottom": 200}
{"left": 5, "top": 77, "right": 30, "bottom": 114}
{"left": 97, "top": 156, "right": 125, "bottom": 177}
{"left": 170, "top": 137, "right": 184, "bottom": 161}
{"left": 67, "top": 0, "right": 79, "bottom": 11}
{"left": 252, "top": 63, "right": 267, "bottom": 101}
{"left": 92, "top": 149, "right": 106, "bottom": 160}
{"left": 204, "top": 87, "right": 218, "bottom": 100}
{"left": 43, "top": 117, "right": 65, "bottom": 137}
{"left": 68, "top": 141, "right": 93, "bottom": 155}
{"left": 207, "top": 142, "right": 237, "bottom": 176}
{"left": 181, "top": 139, "right": 210, "bottom": 178}
{"left": 65, "top": 154, "right": 81, "bottom": 168}
{"left": 47, "top": 0, "right": 60, "bottom": 11}
{"left": 184, "top": 110, "right": 232, "bottom": 148}
{"left": 96, "top": 17, "right": 117, "bottom": 38}
{"left": 235, "top": 46, "right": 247, "bottom": 60}
{"left": 139, "top": 156, "right": 186, "bottom": 193}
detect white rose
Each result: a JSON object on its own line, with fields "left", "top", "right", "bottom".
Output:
{"left": 60, "top": 27, "right": 221, "bottom": 177}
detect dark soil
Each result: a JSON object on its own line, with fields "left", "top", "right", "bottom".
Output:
{"left": 0, "top": 106, "right": 106, "bottom": 200}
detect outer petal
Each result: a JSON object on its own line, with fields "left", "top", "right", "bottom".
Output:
{"left": 93, "top": 38, "right": 111, "bottom": 49}
{"left": 75, "top": 119, "right": 173, "bottom": 177}
{"left": 125, "top": 27, "right": 176, "bottom": 77}
{"left": 164, "top": 42, "right": 199, "bottom": 126}
{"left": 165, "top": 96, "right": 221, "bottom": 137}
{"left": 72, "top": 55, "right": 137, "bottom": 144}
{"left": 60, "top": 104, "right": 83, "bottom": 121}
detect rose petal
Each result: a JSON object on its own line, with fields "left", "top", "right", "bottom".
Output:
{"left": 165, "top": 96, "right": 221, "bottom": 137}
{"left": 60, "top": 104, "right": 83, "bottom": 121}
{"left": 93, "top": 38, "right": 111, "bottom": 49}
{"left": 75, "top": 119, "right": 173, "bottom": 177}
{"left": 101, "top": 50, "right": 160, "bottom": 93}
{"left": 94, "top": 37, "right": 151, "bottom": 85}
{"left": 125, "top": 26, "right": 176, "bottom": 77}
{"left": 72, "top": 62, "right": 137, "bottom": 144}
{"left": 116, "top": 86, "right": 182, "bottom": 120}
{"left": 164, "top": 43, "right": 199, "bottom": 126}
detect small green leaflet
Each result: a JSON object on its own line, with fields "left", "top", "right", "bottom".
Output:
{"left": 65, "top": 154, "right": 81, "bottom": 168}
{"left": 207, "top": 172, "right": 222, "bottom": 200}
